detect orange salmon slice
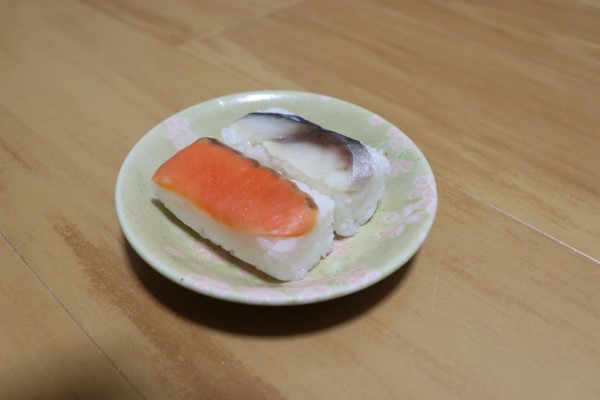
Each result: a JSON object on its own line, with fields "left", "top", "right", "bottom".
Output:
{"left": 152, "top": 138, "right": 319, "bottom": 237}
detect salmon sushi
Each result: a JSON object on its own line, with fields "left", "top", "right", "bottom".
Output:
{"left": 221, "top": 110, "right": 390, "bottom": 236}
{"left": 151, "top": 138, "right": 334, "bottom": 281}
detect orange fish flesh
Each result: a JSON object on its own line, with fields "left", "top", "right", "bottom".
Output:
{"left": 151, "top": 138, "right": 318, "bottom": 237}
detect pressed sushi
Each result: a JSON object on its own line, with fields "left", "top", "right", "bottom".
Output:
{"left": 222, "top": 110, "right": 390, "bottom": 236}
{"left": 151, "top": 138, "right": 334, "bottom": 281}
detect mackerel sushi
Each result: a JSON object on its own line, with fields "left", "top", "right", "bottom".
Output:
{"left": 222, "top": 110, "right": 390, "bottom": 236}
{"left": 151, "top": 138, "right": 334, "bottom": 281}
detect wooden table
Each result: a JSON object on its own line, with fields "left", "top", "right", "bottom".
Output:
{"left": 2, "top": 1, "right": 599, "bottom": 398}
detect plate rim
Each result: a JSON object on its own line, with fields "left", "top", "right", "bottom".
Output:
{"left": 115, "top": 90, "right": 437, "bottom": 306}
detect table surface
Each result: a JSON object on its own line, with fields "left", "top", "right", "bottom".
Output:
{"left": 2, "top": 0, "right": 599, "bottom": 399}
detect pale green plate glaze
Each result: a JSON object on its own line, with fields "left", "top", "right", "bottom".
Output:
{"left": 115, "top": 91, "right": 437, "bottom": 305}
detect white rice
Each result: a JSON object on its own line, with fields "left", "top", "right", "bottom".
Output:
{"left": 152, "top": 180, "right": 334, "bottom": 281}
{"left": 221, "top": 113, "right": 390, "bottom": 236}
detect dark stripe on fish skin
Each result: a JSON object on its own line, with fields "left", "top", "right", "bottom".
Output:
{"left": 247, "top": 112, "right": 363, "bottom": 146}
{"left": 246, "top": 112, "right": 374, "bottom": 190}
{"left": 278, "top": 125, "right": 354, "bottom": 172}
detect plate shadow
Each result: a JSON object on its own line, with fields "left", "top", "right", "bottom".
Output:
{"left": 124, "top": 237, "right": 416, "bottom": 337}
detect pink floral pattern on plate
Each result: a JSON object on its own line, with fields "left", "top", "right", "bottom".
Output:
{"left": 164, "top": 246, "right": 184, "bottom": 259}
{"left": 335, "top": 269, "right": 381, "bottom": 286}
{"left": 410, "top": 175, "right": 437, "bottom": 215}
{"left": 379, "top": 174, "right": 437, "bottom": 238}
{"left": 190, "top": 274, "right": 231, "bottom": 296}
{"left": 331, "top": 237, "right": 351, "bottom": 256}
{"left": 389, "top": 159, "right": 415, "bottom": 177}
{"left": 236, "top": 268, "right": 380, "bottom": 304}
{"left": 386, "top": 126, "right": 416, "bottom": 175}
{"left": 238, "top": 286, "right": 288, "bottom": 303}
{"left": 370, "top": 115, "right": 385, "bottom": 125}
{"left": 371, "top": 122, "right": 417, "bottom": 176}
{"left": 163, "top": 117, "right": 198, "bottom": 149}
{"left": 379, "top": 203, "right": 425, "bottom": 239}
{"left": 191, "top": 240, "right": 226, "bottom": 264}
{"left": 387, "top": 126, "right": 415, "bottom": 151}
{"left": 278, "top": 285, "right": 334, "bottom": 302}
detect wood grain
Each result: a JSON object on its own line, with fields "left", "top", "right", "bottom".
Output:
{"left": 79, "top": 0, "right": 303, "bottom": 45}
{"left": 181, "top": 0, "right": 600, "bottom": 260}
{"left": 0, "top": 237, "right": 141, "bottom": 399}
{"left": 1, "top": 0, "right": 599, "bottom": 398}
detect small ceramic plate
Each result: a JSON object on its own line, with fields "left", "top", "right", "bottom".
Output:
{"left": 116, "top": 91, "right": 437, "bottom": 305}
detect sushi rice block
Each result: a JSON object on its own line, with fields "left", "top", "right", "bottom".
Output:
{"left": 151, "top": 138, "right": 334, "bottom": 281}
{"left": 222, "top": 110, "right": 390, "bottom": 236}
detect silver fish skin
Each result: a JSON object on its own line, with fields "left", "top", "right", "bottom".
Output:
{"left": 229, "top": 112, "right": 374, "bottom": 192}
